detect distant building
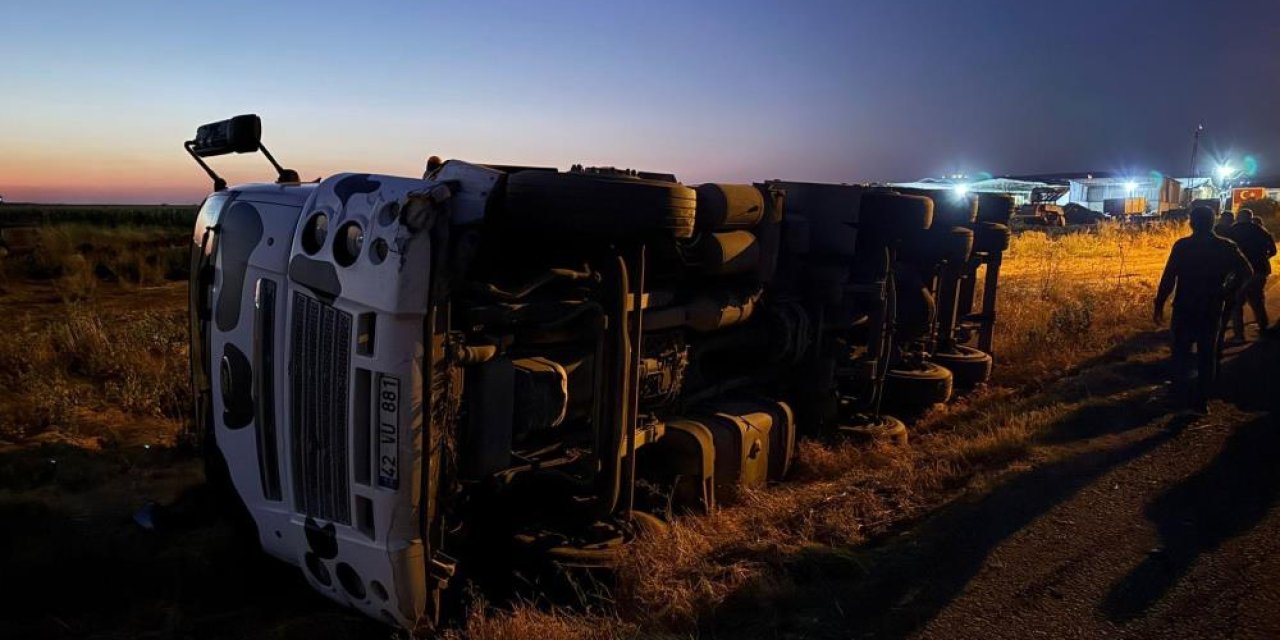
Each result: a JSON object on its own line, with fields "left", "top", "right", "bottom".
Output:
{"left": 1065, "top": 175, "right": 1182, "bottom": 214}
{"left": 1177, "top": 177, "right": 1215, "bottom": 203}
{"left": 888, "top": 177, "right": 1053, "bottom": 206}
{"left": 892, "top": 171, "right": 1280, "bottom": 215}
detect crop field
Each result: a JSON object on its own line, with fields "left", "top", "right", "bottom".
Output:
{"left": 0, "top": 207, "right": 1237, "bottom": 639}
{"left": 0, "top": 203, "right": 198, "bottom": 228}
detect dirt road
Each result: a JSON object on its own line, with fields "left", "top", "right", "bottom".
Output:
{"left": 911, "top": 343, "right": 1280, "bottom": 640}
{"left": 907, "top": 292, "right": 1280, "bottom": 640}
{"left": 707, "top": 303, "right": 1280, "bottom": 639}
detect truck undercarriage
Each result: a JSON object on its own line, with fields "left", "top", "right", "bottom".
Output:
{"left": 185, "top": 115, "right": 1011, "bottom": 632}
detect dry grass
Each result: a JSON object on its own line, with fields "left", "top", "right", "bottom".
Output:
{"left": 459, "top": 221, "right": 1191, "bottom": 638}
{"left": 0, "top": 303, "right": 189, "bottom": 448}
{"left": 0, "top": 220, "right": 191, "bottom": 449}
{"left": 993, "top": 221, "right": 1186, "bottom": 382}
{"left": 443, "top": 601, "right": 641, "bottom": 640}
{"left": 1, "top": 224, "right": 189, "bottom": 300}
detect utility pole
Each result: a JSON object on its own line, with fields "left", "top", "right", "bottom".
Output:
{"left": 1188, "top": 124, "right": 1203, "bottom": 178}
{"left": 1185, "top": 124, "right": 1203, "bottom": 207}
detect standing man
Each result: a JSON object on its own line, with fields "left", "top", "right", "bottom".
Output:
{"left": 1215, "top": 210, "right": 1236, "bottom": 236}
{"left": 1227, "top": 208, "right": 1276, "bottom": 340}
{"left": 1154, "top": 206, "right": 1253, "bottom": 413}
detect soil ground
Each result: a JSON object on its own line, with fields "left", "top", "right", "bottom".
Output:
{"left": 704, "top": 289, "right": 1280, "bottom": 640}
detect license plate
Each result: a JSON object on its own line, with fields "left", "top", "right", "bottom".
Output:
{"left": 377, "top": 375, "right": 400, "bottom": 489}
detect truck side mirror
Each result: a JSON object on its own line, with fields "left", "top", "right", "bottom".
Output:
{"left": 190, "top": 114, "right": 262, "bottom": 157}
{"left": 184, "top": 114, "right": 297, "bottom": 191}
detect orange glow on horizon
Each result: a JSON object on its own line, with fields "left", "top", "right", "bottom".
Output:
{"left": 0, "top": 147, "right": 373, "bottom": 204}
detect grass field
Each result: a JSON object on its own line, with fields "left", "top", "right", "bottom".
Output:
{"left": 0, "top": 208, "right": 191, "bottom": 454}
{"left": 0, "top": 207, "right": 1249, "bottom": 639}
{"left": 0, "top": 203, "right": 197, "bottom": 228}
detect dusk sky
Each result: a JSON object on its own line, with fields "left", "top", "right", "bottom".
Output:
{"left": 3, "top": 0, "right": 1278, "bottom": 204}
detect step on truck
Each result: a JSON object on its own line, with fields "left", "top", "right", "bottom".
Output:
{"left": 184, "top": 115, "right": 1000, "bottom": 632}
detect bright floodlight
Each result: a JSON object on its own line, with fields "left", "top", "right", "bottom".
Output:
{"left": 1216, "top": 164, "right": 1234, "bottom": 178}
{"left": 1124, "top": 181, "right": 1138, "bottom": 192}
{"left": 954, "top": 184, "right": 970, "bottom": 196}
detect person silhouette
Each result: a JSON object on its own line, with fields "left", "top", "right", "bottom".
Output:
{"left": 1226, "top": 208, "right": 1277, "bottom": 340}
{"left": 1154, "top": 206, "right": 1253, "bottom": 413}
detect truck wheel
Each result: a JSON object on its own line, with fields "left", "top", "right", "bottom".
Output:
{"left": 512, "top": 511, "right": 668, "bottom": 569}
{"left": 883, "top": 362, "right": 953, "bottom": 409}
{"left": 900, "top": 226, "right": 974, "bottom": 265}
{"left": 838, "top": 415, "right": 909, "bottom": 446}
{"left": 929, "top": 193, "right": 978, "bottom": 227}
{"left": 894, "top": 188, "right": 978, "bottom": 226}
{"left": 976, "top": 193, "right": 1015, "bottom": 225}
{"left": 506, "top": 170, "right": 697, "bottom": 239}
{"left": 972, "top": 222, "right": 1011, "bottom": 253}
{"left": 931, "top": 346, "right": 993, "bottom": 389}
{"left": 860, "top": 192, "right": 933, "bottom": 239}
{"left": 940, "top": 226, "right": 975, "bottom": 263}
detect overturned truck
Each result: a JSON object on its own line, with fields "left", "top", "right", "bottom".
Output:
{"left": 186, "top": 115, "right": 1010, "bottom": 632}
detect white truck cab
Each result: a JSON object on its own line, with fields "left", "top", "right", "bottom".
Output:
{"left": 189, "top": 118, "right": 502, "bottom": 627}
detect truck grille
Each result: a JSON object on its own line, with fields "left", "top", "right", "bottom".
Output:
{"left": 290, "top": 292, "right": 352, "bottom": 524}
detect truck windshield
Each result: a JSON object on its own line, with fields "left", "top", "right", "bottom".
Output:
{"left": 193, "top": 193, "right": 231, "bottom": 252}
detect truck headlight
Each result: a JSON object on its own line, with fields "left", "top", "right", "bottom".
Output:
{"left": 302, "top": 213, "right": 328, "bottom": 255}
{"left": 335, "top": 223, "right": 364, "bottom": 266}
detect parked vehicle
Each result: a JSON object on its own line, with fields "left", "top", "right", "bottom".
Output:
{"left": 1013, "top": 186, "right": 1067, "bottom": 227}
{"left": 184, "top": 115, "right": 1007, "bottom": 632}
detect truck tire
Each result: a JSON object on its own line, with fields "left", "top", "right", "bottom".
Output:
{"left": 513, "top": 511, "right": 668, "bottom": 569}
{"left": 936, "top": 193, "right": 978, "bottom": 226}
{"left": 976, "top": 193, "right": 1015, "bottom": 225}
{"left": 972, "top": 222, "right": 1011, "bottom": 253}
{"left": 883, "top": 362, "right": 953, "bottom": 409}
{"left": 506, "top": 170, "right": 697, "bottom": 239}
{"left": 838, "top": 415, "right": 909, "bottom": 446}
{"left": 940, "top": 225, "right": 975, "bottom": 263}
{"left": 860, "top": 192, "right": 933, "bottom": 239}
{"left": 897, "top": 229, "right": 932, "bottom": 266}
{"left": 931, "top": 345, "right": 993, "bottom": 389}
{"left": 900, "top": 189, "right": 976, "bottom": 227}
{"left": 931, "top": 192, "right": 977, "bottom": 227}
{"left": 900, "top": 226, "right": 974, "bottom": 266}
